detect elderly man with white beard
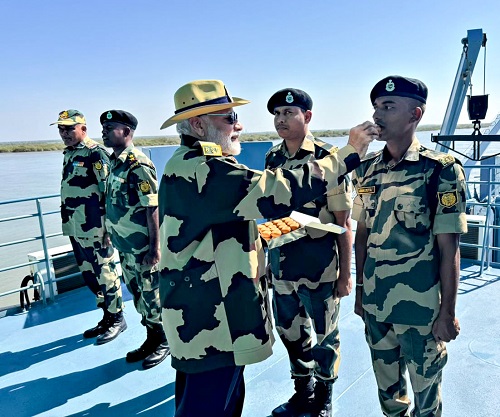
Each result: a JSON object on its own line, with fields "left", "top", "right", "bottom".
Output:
{"left": 157, "top": 79, "right": 377, "bottom": 417}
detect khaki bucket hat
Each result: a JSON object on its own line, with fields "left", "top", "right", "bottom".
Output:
{"left": 160, "top": 79, "right": 249, "bottom": 129}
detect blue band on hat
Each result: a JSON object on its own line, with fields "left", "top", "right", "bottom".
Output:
{"left": 174, "top": 96, "right": 233, "bottom": 114}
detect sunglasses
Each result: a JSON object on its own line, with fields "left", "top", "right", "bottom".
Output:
{"left": 205, "top": 111, "right": 238, "bottom": 125}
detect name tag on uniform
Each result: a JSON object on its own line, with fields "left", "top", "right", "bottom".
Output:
{"left": 110, "top": 174, "right": 125, "bottom": 183}
{"left": 357, "top": 186, "right": 375, "bottom": 194}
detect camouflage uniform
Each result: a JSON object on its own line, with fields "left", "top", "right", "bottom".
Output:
{"left": 352, "top": 139, "right": 467, "bottom": 417}
{"left": 61, "top": 136, "right": 122, "bottom": 313}
{"left": 265, "top": 133, "right": 352, "bottom": 382}
{"left": 105, "top": 145, "right": 162, "bottom": 330}
{"left": 158, "top": 134, "right": 360, "bottom": 374}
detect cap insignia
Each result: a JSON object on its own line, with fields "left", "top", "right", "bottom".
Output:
{"left": 60, "top": 111, "right": 69, "bottom": 119}
{"left": 386, "top": 79, "right": 395, "bottom": 92}
{"left": 285, "top": 92, "right": 294, "bottom": 103}
{"left": 106, "top": 111, "right": 112, "bottom": 120}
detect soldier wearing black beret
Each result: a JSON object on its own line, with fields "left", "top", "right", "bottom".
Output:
{"left": 352, "top": 76, "right": 466, "bottom": 417}
{"left": 370, "top": 75, "right": 428, "bottom": 104}
{"left": 265, "top": 88, "right": 353, "bottom": 417}
{"left": 100, "top": 110, "right": 138, "bottom": 130}
{"left": 267, "top": 88, "right": 313, "bottom": 114}
{"left": 101, "top": 109, "right": 170, "bottom": 370}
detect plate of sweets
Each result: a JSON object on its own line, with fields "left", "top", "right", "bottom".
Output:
{"left": 257, "top": 217, "right": 301, "bottom": 241}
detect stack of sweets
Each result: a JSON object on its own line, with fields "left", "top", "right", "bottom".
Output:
{"left": 257, "top": 217, "right": 300, "bottom": 241}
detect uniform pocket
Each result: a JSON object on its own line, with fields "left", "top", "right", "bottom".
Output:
{"left": 109, "top": 176, "right": 129, "bottom": 207}
{"left": 161, "top": 263, "right": 220, "bottom": 306}
{"left": 394, "top": 195, "right": 431, "bottom": 234}
{"left": 361, "top": 195, "right": 378, "bottom": 229}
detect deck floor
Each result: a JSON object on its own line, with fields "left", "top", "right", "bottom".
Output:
{"left": 1, "top": 260, "right": 499, "bottom": 417}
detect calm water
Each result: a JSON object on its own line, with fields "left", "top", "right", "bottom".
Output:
{"left": 0, "top": 130, "right": 480, "bottom": 306}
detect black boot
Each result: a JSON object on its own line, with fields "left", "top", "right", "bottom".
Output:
{"left": 312, "top": 380, "right": 333, "bottom": 417}
{"left": 83, "top": 309, "right": 111, "bottom": 338}
{"left": 96, "top": 311, "right": 127, "bottom": 345}
{"left": 126, "top": 326, "right": 170, "bottom": 369}
{"left": 271, "top": 375, "right": 315, "bottom": 416}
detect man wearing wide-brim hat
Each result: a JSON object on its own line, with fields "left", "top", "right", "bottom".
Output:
{"left": 157, "top": 79, "right": 378, "bottom": 417}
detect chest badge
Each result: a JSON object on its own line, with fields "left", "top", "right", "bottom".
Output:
{"left": 438, "top": 190, "right": 458, "bottom": 208}
{"left": 93, "top": 161, "right": 103, "bottom": 170}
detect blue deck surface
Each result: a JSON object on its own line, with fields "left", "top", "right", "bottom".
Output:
{"left": 1, "top": 259, "right": 499, "bottom": 417}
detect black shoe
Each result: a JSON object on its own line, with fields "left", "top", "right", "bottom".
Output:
{"left": 272, "top": 375, "right": 315, "bottom": 416}
{"left": 83, "top": 310, "right": 110, "bottom": 338}
{"left": 96, "top": 312, "right": 127, "bottom": 345}
{"left": 126, "top": 326, "right": 169, "bottom": 366}
{"left": 142, "top": 342, "right": 170, "bottom": 369}
{"left": 312, "top": 380, "right": 333, "bottom": 417}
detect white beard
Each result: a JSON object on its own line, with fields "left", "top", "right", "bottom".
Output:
{"left": 206, "top": 121, "right": 241, "bottom": 156}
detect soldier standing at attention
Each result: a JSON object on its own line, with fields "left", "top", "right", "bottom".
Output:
{"left": 157, "top": 79, "right": 377, "bottom": 417}
{"left": 52, "top": 109, "right": 125, "bottom": 344}
{"left": 265, "top": 89, "right": 353, "bottom": 417}
{"left": 101, "top": 110, "right": 170, "bottom": 369}
{"left": 353, "top": 76, "right": 467, "bottom": 417}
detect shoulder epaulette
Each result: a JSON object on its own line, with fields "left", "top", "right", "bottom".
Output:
{"left": 419, "top": 147, "right": 456, "bottom": 167}
{"left": 329, "top": 146, "right": 339, "bottom": 155}
{"left": 265, "top": 143, "right": 281, "bottom": 158}
{"left": 198, "top": 141, "right": 222, "bottom": 157}
{"left": 268, "top": 143, "right": 281, "bottom": 153}
{"left": 361, "top": 149, "right": 382, "bottom": 162}
{"left": 83, "top": 138, "right": 98, "bottom": 149}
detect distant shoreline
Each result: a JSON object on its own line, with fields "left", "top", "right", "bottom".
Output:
{"left": 0, "top": 124, "right": 482, "bottom": 153}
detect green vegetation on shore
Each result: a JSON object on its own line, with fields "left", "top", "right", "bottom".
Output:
{"left": 0, "top": 124, "right": 484, "bottom": 153}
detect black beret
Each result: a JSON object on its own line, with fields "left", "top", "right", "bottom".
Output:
{"left": 370, "top": 75, "right": 428, "bottom": 104}
{"left": 100, "top": 110, "right": 138, "bottom": 130}
{"left": 267, "top": 88, "right": 313, "bottom": 114}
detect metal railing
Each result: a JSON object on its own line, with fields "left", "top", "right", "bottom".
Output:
{"left": 1, "top": 167, "right": 499, "bottom": 310}
{"left": 0, "top": 194, "right": 69, "bottom": 307}
{"left": 462, "top": 163, "right": 500, "bottom": 275}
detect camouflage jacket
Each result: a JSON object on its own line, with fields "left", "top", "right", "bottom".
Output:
{"left": 105, "top": 145, "right": 158, "bottom": 254}
{"left": 352, "top": 139, "right": 467, "bottom": 325}
{"left": 60, "top": 137, "right": 110, "bottom": 239}
{"left": 265, "top": 133, "right": 352, "bottom": 283}
{"left": 158, "top": 134, "right": 360, "bottom": 373}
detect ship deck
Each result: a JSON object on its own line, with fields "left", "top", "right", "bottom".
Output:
{"left": 1, "top": 259, "right": 499, "bottom": 417}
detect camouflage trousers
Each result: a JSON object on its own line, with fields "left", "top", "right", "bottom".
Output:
{"left": 70, "top": 236, "right": 123, "bottom": 313}
{"left": 119, "top": 251, "right": 162, "bottom": 329}
{"left": 364, "top": 312, "right": 448, "bottom": 417}
{"left": 272, "top": 280, "right": 341, "bottom": 382}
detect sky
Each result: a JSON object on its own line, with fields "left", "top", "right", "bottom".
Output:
{"left": 0, "top": 0, "right": 499, "bottom": 142}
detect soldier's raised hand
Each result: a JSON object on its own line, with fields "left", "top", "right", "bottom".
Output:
{"left": 348, "top": 121, "right": 379, "bottom": 159}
